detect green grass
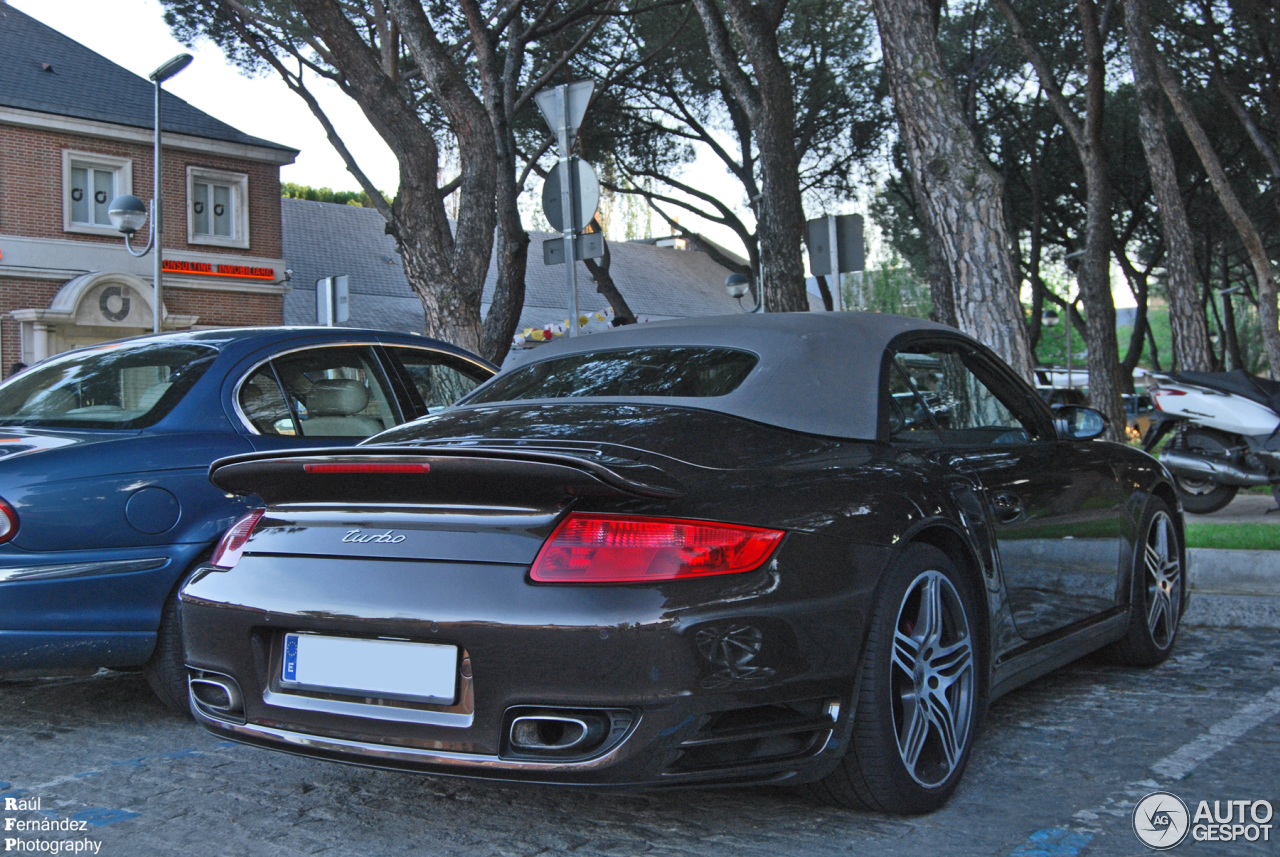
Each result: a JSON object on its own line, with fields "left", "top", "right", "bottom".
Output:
{"left": 1184, "top": 523, "right": 1280, "bottom": 551}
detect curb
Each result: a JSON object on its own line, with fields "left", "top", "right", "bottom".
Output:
{"left": 1184, "top": 548, "right": 1280, "bottom": 629}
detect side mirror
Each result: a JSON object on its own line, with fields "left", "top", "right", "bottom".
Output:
{"left": 1053, "top": 405, "right": 1107, "bottom": 440}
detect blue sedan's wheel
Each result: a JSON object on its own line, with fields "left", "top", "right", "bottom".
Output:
{"left": 809, "top": 544, "right": 982, "bottom": 814}
{"left": 144, "top": 562, "right": 204, "bottom": 716}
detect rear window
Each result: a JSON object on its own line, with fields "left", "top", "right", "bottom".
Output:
{"left": 467, "top": 347, "right": 758, "bottom": 403}
{"left": 0, "top": 342, "right": 218, "bottom": 429}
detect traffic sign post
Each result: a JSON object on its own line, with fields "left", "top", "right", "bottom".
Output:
{"left": 807, "top": 214, "right": 865, "bottom": 310}
{"left": 316, "top": 275, "right": 349, "bottom": 326}
{"left": 828, "top": 216, "right": 841, "bottom": 311}
{"left": 535, "top": 80, "right": 597, "bottom": 337}
{"left": 542, "top": 232, "right": 604, "bottom": 265}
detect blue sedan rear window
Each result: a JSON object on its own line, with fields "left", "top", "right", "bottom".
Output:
{"left": 0, "top": 343, "right": 218, "bottom": 429}
{"left": 466, "top": 347, "right": 758, "bottom": 403}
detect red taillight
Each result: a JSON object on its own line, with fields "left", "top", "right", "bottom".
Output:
{"left": 303, "top": 462, "right": 431, "bottom": 474}
{"left": 529, "top": 513, "right": 784, "bottom": 584}
{"left": 0, "top": 499, "right": 17, "bottom": 544}
{"left": 210, "top": 508, "right": 265, "bottom": 569}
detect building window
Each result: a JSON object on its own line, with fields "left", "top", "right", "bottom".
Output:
{"left": 62, "top": 151, "right": 131, "bottom": 235}
{"left": 186, "top": 167, "right": 249, "bottom": 248}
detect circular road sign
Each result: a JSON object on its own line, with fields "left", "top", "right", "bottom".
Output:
{"left": 542, "top": 158, "right": 600, "bottom": 232}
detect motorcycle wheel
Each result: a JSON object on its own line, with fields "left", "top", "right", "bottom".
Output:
{"left": 1172, "top": 428, "right": 1240, "bottom": 515}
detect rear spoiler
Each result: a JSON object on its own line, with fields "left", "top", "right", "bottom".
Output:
{"left": 209, "top": 445, "right": 685, "bottom": 506}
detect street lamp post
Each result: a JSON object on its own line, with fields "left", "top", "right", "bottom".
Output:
{"left": 725, "top": 273, "right": 763, "bottom": 313}
{"left": 107, "top": 53, "right": 192, "bottom": 335}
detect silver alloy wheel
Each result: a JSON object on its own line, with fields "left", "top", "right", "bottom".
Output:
{"left": 891, "top": 570, "right": 975, "bottom": 788}
{"left": 1144, "top": 511, "right": 1182, "bottom": 650}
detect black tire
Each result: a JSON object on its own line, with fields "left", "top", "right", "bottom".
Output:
{"left": 1171, "top": 429, "right": 1239, "bottom": 515}
{"left": 143, "top": 561, "right": 205, "bottom": 715}
{"left": 1104, "top": 497, "right": 1185, "bottom": 667}
{"left": 807, "top": 544, "right": 982, "bottom": 815}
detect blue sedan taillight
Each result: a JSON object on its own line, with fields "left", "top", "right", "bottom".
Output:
{"left": 0, "top": 498, "right": 17, "bottom": 543}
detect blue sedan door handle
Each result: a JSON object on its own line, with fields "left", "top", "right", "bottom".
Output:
{"left": 991, "top": 491, "right": 1024, "bottom": 524}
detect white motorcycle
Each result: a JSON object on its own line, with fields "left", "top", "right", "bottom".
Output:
{"left": 1143, "top": 369, "right": 1280, "bottom": 513}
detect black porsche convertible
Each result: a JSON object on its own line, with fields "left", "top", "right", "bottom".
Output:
{"left": 179, "top": 313, "right": 1185, "bottom": 814}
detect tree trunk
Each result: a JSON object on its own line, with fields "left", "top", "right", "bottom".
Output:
{"left": 991, "top": 0, "right": 1125, "bottom": 436}
{"left": 1153, "top": 52, "right": 1280, "bottom": 377}
{"left": 295, "top": 0, "right": 497, "bottom": 354}
{"left": 1115, "top": 247, "right": 1150, "bottom": 393}
{"left": 463, "top": 2, "right": 528, "bottom": 365}
{"left": 1025, "top": 132, "right": 1047, "bottom": 353}
{"left": 1074, "top": 0, "right": 1125, "bottom": 437}
{"left": 814, "top": 276, "right": 835, "bottom": 311}
{"left": 1123, "top": 0, "right": 1213, "bottom": 372}
{"left": 482, "top": 183, "right": 529, "bottom": 364}
{"left": 583, "top": 217, "right": 637, "bottom": 324}
{"left": 906, "top": 164, "right": 957, "bottom": 326}
{"left": 873, "top": 0, "right": 1034, "bottom": 380}
{"left": 1217, "top": 241, "right": 1243, "bottom": 371}
{"left": 689, "top": 0, "right": 810, "bottom": 313}
{"left": 1222, "top": 291, "right": 1242, "bottom": 371}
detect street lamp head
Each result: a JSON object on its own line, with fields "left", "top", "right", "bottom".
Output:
{"left": 150, "top": 53, "right": 193, "bottom": 83}
{"left": 108, "top": 195, "right": 148, "bottom": 235}
{"left": 1041, "top": 308, "right": 1061, "bottom": 328}
{"left": 724, "top": 272, "right": 751, "bottom": 300}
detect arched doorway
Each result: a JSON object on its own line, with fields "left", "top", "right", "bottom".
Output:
{"left": 11, "top": 272, "right": 199, "bottom": 363}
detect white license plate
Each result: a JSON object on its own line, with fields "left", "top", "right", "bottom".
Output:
{"left": 281, "top": 633, "right": 458, "bottom": 704}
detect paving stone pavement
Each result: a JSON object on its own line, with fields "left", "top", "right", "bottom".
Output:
{"left": 1, "top": 626, "right": 1277, "bottom": 857}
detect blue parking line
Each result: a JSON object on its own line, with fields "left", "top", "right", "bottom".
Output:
{"left": 72, "top": 807, "right": 140, "bottom": 827}
{"left": 1010, "top": 828, "right": 1095, "bottom": 857}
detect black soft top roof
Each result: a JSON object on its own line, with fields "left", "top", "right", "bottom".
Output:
{"left": 472, "top": 312, "right": 959, "bottom": 440}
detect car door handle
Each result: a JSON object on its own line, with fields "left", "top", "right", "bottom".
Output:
{"left": 991, "top": 491, "right": 1024, "bottom": 524}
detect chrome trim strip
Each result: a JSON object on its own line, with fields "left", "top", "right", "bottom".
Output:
{"left": 231, "top": 342, "right": 494, "bottom": 436}
{"left": 262, "top": 689, "right": 474, "bottom": 728}
{"left": 0, "top": 557, "right": 167, "bottom": 583}
{"left": 197, "top": 712, "right": 634, "bottom": 772}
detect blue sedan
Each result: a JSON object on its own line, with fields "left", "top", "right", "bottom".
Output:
{"left": 0, "top": 327, "right": 494, "bottom": 710}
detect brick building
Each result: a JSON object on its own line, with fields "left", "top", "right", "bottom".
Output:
{"left": 0, "top": 5, "right": 296, "bottom": 375}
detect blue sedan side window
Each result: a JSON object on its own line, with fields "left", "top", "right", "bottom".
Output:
{"left": 238, "top": 366, "right": 297, "bottom": 436}
{"left": 387, "top": 347, "right": 488, "bottom": 415}
{"left": 272, "top": 347, "right": 399, "bottom": 438}
{"left": 0, "top": 343, "right": 217, "bottom": 430}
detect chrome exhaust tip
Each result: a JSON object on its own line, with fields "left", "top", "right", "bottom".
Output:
{"left": 188, "top": 671, "right": 245, "bottom": 722}
{"left": 501, "top": 707, "right": 635, "bottom": 761}
{"left": 509, "top": 715, "right": 592, "bottom": 751}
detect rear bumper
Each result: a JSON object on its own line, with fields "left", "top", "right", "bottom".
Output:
{"left": 180, "top": 536, "right": 889, "bottom": 787}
